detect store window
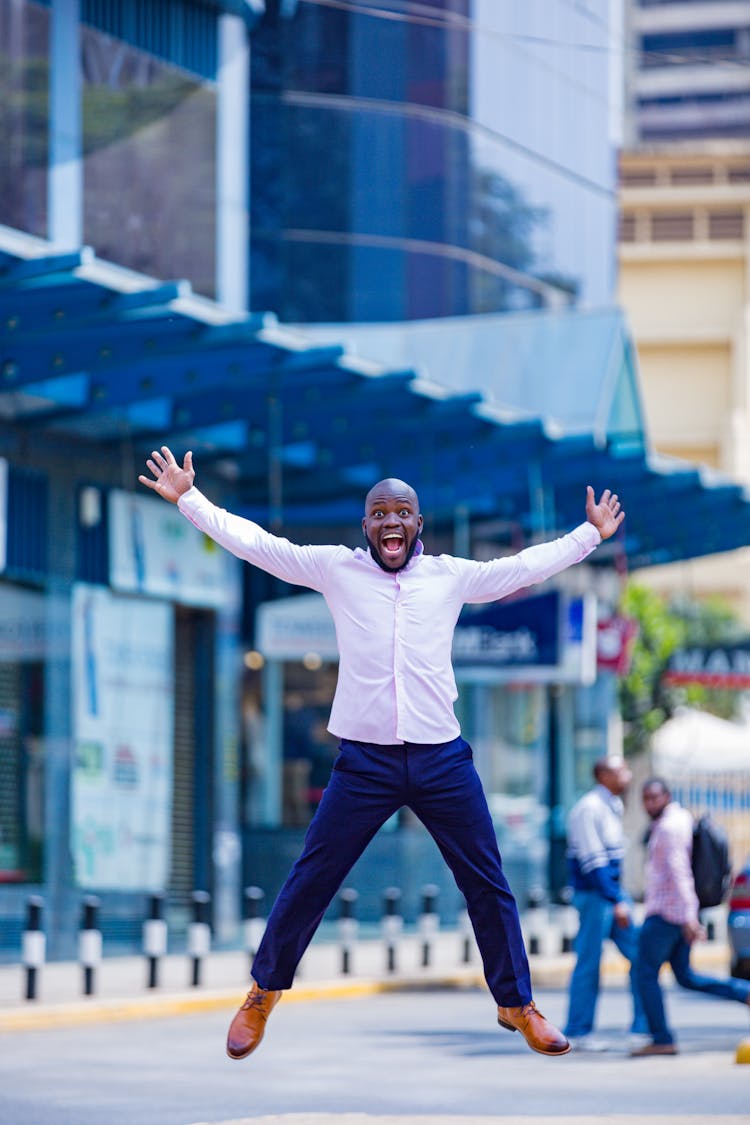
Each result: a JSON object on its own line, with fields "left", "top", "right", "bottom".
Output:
{"left": 0, "top": 0, "right": 49, "bottom": 237}
{"left": 81, "top": 23, "right": 216, "bottom": 296}
{"left": 0, "top": 585, "right": 46, "bottom": 884}
{"left": 455, "top": 680, "right": 549, "bottom": 886}
{"left": 241, "top": 657, "right": 339, "bottom": 831}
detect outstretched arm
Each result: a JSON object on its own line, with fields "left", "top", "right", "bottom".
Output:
{"left": 139, "top": 444, "right": 332, "bottom": 591}
{"left": 138, "top": 446, "right": 195, "bottom": 504}
{"left": 585, "top": 486, "right": 624, "bottom": 540}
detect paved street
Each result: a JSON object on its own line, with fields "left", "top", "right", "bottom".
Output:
{"left": 2, "top": 984, "right": 749, "bottom": 1125}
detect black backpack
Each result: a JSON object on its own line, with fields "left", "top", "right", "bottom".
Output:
{"left": 691, "top": 814, "right": 732, "bottom": 910}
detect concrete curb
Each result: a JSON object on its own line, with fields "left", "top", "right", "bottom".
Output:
{"left": 0, "top": 971, "right": 487, "bottom": 1032}
{"left": 0, "top": 943, "right": 732, "bottom": 1033}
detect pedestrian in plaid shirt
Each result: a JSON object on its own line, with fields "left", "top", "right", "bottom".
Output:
{"left": 630, "top": 778, "right": 750, "bottom": 1057}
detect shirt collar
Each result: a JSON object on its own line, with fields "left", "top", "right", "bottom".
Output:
{"left": 595, "top": 783, "right": 623, "bottom": 812}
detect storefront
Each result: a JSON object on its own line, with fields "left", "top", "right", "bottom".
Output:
{"left": 0, "top": 459, "right": 244, "bottom": 958}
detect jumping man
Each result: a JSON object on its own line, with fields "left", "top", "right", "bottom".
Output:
{"left": 140, "top": 446, "right": 625, "bottom": 1060}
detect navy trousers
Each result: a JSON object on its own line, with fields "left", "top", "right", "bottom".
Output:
{"left": 251, "top": 736, "right": 532, "bottom": 1007}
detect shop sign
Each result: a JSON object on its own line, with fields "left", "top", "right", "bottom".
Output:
{"left": 453, "top": 591, "right": 597, "bottom": 684}
{"left": 256, "top": 593, "right": 338, "bottom": 660}
{"left": 109, "top": 489, "right": 232, "bottom": 608}
{"left": 664, "top": 642, "right": 750, "bottom": 688}
{"left": 597, "top": 615, "right": 639, "bottom": 675}
{"left": 453, "top": 591, "right": 560, "bottom": 666}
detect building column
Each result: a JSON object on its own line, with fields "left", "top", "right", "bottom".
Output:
{"left": 216, "top": 13, "right": 250, "bottom": 313}
{"left": 260, "top": 659, "right": 283, "bottom": 826}
{"left": 44, "top": 529, "right": 77, "bottom": 959}
{"left": 212, "top": 595, "right": 244, "bottom": 943}
{"left": 48, "top": 0, "right": 82, "bottom": 248}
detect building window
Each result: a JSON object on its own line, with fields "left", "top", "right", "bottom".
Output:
{"left": 618, "top": 213, "right": 636, "bottom": 243}
{"left": 708, "top": 211, "right": 745, "bottom": 240}
{"left": 650, "top": 211, "right": 694, "bottom": 241}
{"left": 669, "top": 165, "right": 714, "bottom": 186}
{"left": 641, "top": 28, "right": 737, "bottom": 69}
{"left": 0, "top": 0, "right": 50, "bottom": 238}
{"left": 81, "top": 23, "right": 217, "bottom": 296}
{"left": 620, "top": 167, "right": 657, "bottom": 187}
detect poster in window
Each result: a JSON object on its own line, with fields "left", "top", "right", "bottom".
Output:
{"left": 71, "top": 584, "right": 174, "bottom": 891}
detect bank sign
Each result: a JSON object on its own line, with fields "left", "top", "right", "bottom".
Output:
{"left": 453, "top": 591, "right": 559, "bottom": 665}
{"left": 454, "top": 590, "right": 596, "bottom": 684}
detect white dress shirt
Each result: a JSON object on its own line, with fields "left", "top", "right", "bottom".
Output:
{"left": 179, "top": 487, "right": 600, "bottom": 745}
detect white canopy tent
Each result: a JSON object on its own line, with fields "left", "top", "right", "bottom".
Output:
{"left": 653, "top": 708, "right": 750, "bottom": 775}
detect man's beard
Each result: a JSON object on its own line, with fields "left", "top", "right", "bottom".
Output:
{"left": 365, "top": 532, "right": 418, "bottom": 573}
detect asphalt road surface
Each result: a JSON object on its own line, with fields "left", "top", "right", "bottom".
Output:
{"left": 2, "top": 985, "right": 749, "bottom": 1125}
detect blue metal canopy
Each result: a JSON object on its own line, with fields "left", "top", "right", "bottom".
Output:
{"left": 2, "top": 223, "right": 750, "bottom": 570}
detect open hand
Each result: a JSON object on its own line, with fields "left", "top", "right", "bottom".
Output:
{"left": 138, "top": 446, "right": 194, "bottom": 504}
{"left": 585, "top": 486, "right": 624, "bottom": 540}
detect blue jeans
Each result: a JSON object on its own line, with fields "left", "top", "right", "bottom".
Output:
{"left": 564, "top": 890, "right": 647, "bottom": 1037}
{"left": 635, "top": 914, "right": 750, "bottom": 1045}
{"left": 253, "top": 737, "right": 532, "bottom": 1007}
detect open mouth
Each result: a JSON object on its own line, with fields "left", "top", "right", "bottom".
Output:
{"left": 381, "top": 533, "right": 404, "bottom": 556}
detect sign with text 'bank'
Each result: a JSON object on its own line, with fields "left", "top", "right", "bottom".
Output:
{"left": 454, "top": 591, "right": 597, "bottom": 684}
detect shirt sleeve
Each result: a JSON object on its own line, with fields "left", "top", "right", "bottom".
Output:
{"left": 177, "top": 487, "right": 335, "bottom": 591}
{"left": 457, "top": 522, "right": 601, "bottom": 604}
{"left": 567, "top": 800, "right": 623, "bottom": 903}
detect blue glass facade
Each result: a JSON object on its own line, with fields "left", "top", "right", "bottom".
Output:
{"left": 250, "top": 0, "right": 617, "bottom": 322}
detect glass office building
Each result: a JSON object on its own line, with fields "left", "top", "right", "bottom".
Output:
{"left": 250, "top": 0, "right": 618, "bottom": 322}
{"left": 0, "top": 0, "right": 218, "bottom": 294}
{"left": 1, "top": 0, "right": 620, "bottom": 320}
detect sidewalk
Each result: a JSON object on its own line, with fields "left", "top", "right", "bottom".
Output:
{"left": 187, "top": 1119, "right": 749, "bottom": 1125}
{"left": 0, "top": 929, "right": 733, "bottom": 1032}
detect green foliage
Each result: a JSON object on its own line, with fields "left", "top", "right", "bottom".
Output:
{"left": 618, "top": 583, "right": 744, "bottom": 756}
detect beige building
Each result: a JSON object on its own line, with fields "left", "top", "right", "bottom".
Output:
{"left": 617, "top": 142, "right": 750, "bottom": 619}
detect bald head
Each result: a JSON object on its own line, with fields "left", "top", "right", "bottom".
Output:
{"left": 593, "top": 755, "right": 632, "bottom": 796}
{"left": 364, "top": 478, "right": 420, "bottom": 513}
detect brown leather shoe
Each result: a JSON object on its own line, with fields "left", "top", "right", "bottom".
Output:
{"left": 226, "top": 983, "right": 282, "bottom": 1060}
{"left": 497, "top": 1001, "right": 571, "bottom": 1056}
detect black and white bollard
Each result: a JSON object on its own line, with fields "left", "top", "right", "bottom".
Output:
{"left": 381, "top": 887, "right": 403, "bottom": 974}
{"left": 79, "top": 895, "right": 102, "bottom": 997}
{"left": 418, "top": 884, "right": 439, "bottom": 968}
{"left": 525, "top": 887, "right": 545, "bottom": 956}
{"left": 143, "top": 893, "right": 168, "bottom": 989}
{"left": 243, "top": 886, "right": 266, "bottom": 973}
{"left": 188, "top": 890, "right": 211, "bottom": 987}
{"left": 22, "top": 895, "right": 45, "bottom": 1001}
{"left": 338, "top": 888, "right": 359, "bottom": 975}
{"left": 458, "top": 906, "right": 473, "bottom": 964}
